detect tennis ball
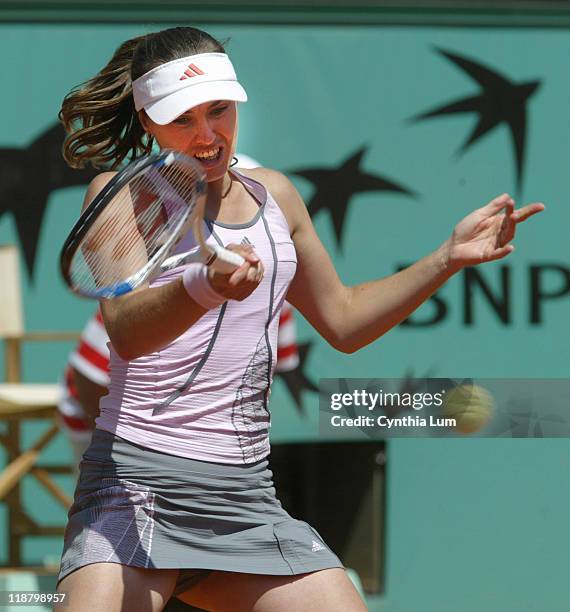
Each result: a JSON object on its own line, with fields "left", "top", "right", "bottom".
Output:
{"left": 441, "top": 384, "right": 494, "bottom": 434}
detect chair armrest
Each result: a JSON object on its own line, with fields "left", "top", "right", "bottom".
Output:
{"left": 6, "top": 331, "right": 81, "bottom": 343}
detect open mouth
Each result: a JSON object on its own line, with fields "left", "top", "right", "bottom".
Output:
{"left": 193, "top": 147, "right": 222, "bottom": 163}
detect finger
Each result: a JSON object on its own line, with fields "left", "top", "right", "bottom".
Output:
{"left": 245, "top": 265, "right": 259, "bottom": 283}
{"left": 489, "top": 244, "right": 515, "bottom": 261}
{"left": 512, "top": 202, "right": 545, "bottom": 223}
{"left": 497, "top": 230, "right": 515, "bottom": 248}
{"left": 226, "top": 241, "right": 256, "bottom": 256}
{"left": 244, "top": 251, "right": 260, "bottom": 264}
{"left": 237, "top": 243, "right": 255, "bottom": 255}
{"left": 226, "top": 242, "right": 254, "bottom": 252}
{"left": 226, "top": 242, "right": 260, "bottom": 264}
{"left": 484, "top": 193, "right": 514, "bottom": 215}
{"left": 228, "top": 262, "right": 252, "bottom": 287}
{"left": 244, "top": 261, "right": 265, "bottom": 284}
{"left": 254, "top": 261, "right": 265, "bottom": 283}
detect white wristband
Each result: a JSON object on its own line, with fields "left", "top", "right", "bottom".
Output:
{"left": 182, "top": 263, "right": 226, "bottom": 310}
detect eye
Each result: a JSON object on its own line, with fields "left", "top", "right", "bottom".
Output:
{"left": 211, "top": 104, "right": 230, "bottom": 116}
{"left": 172, "top": 115, "right": 192, "bottom": 126}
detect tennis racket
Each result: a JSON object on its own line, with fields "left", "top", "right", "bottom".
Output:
{"left": 60, "top": 150, "right": 244, "bottom": 299}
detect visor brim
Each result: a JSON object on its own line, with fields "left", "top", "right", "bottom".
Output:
{"left": 144, "top": 81, "right": 247, "bottom": 125}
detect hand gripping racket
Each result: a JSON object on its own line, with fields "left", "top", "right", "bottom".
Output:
{"left": 60, "top": 150, "right": 244, "bottom": 299}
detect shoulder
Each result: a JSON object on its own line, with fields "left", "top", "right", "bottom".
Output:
{"left": 82, "top": 171, "right": 117, "bottom": 212}
{"left": 236, "top": 167, "right": 308, "bottom": 235}
{"left": 237, "top": 167, "right": 295, "bottom": 199}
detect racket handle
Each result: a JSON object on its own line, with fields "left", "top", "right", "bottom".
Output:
{"left": 160, "top": 246, "right": 245, "bottom": 274}
{"left": 161, "top": 249, "right": 202, "bottom": 271}
{"left": 208, "top": 245, "right": 245, "bottom": 274}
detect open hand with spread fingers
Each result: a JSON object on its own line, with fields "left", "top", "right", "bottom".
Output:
{"left": 444, "top": 193, "right": 545, "bottom": 271}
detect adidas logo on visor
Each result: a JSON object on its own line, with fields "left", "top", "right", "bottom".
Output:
{"left": 180, "top": 63, "right": 205, "bottom": 80}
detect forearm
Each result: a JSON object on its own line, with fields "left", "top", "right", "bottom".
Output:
{"left": 101, "top": 278, "right": 207, "bottom": 360}
{"left": 101, "top": 245, "right": 263, "bottom": 360}
{"left": 339, "top": 241, "right": 458, "bottom": 352}
{"left": 284, "top": 175, "right": 543, "bottom": 355}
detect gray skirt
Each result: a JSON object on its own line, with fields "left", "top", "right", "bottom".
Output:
{"left": 57, "top": 428, "right": 343, "bottom": 596}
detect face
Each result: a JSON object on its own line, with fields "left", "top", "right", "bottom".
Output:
{"left": 140, "top": 100, "right": 238, "bottom": 183}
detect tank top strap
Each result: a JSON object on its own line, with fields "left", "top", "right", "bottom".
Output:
{"left": 230, "top": 168, "right": 267, "bottom": 208}
{"left": 230, "top": 169, "right": 292, "bottom": 238}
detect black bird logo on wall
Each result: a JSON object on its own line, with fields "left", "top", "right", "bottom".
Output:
{"left": 275, "top": 341, "right": 318, "bottom": 415}
{"left": 288, "top": 146, "right": 414, "bottom": 249}
{"left": 0, "top": 123, "right": 98, "bottom": 280}
{"left": 411, "top": 48, "right": 541, "bottom": 192}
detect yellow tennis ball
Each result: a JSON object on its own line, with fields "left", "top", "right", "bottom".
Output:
{"left": 441, "top": 384, "right": 494, "bottom": 434}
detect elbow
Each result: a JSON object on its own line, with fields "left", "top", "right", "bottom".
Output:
{"left": 325, "top": 330, "right": 362, "bottom": 354}
{"left": 328, "top": 329, "right": 387, "bottom": 354}
{"left": 323, "top": 290, "right": 361, "bottom": 353}
{"left": 102, "top": 302, "right": 146, "bottom": 361}
{"left": 332, "top": 339, "right": 362, "bottom": 354}
{"left": 108, "top": 325, "right": 166, "bottom": 360}
{"left": 338, "top": 342, "right": 360, "bottom": 355}
{"left": 106, "top": 326, "right": 145, "bottom": 361}
{"left": 110, "top": 338, "right": 140, "bottom": 361}
{"left": 116, "top": 348, "right": 139, "bottom": 362}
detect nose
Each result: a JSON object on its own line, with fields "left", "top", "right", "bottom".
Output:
{"left": 193, "top": 117, "right": 216, "bottom": 145}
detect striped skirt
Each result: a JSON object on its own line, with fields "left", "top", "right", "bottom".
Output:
{"left": 57, "top": 428, "right": 343, "bottom": 595}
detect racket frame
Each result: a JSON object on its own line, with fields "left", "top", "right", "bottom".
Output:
{"left": 60, "top": 151, "right": 206, "bottom": 299}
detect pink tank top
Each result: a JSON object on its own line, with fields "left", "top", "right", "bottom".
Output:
{"left": 96, "top": 171, "right": 297, "bottom": 464}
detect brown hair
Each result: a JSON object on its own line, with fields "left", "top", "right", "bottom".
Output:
{"left": 59, "top": 27, "right": 225, "bottom": 169}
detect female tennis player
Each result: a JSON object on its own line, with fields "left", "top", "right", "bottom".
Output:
{"left": 55, "top": 26, "right": 544, "bottom": 612}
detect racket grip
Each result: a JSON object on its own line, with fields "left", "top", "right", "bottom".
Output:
{"left": 209, "top": 245, "right": 245, "bottom": 274}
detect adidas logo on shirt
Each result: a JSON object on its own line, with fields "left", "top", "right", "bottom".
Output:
{"left": 311, "top": 539, "right": 325, "bottom": 552}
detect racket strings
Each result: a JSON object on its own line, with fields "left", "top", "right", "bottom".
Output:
{"left": 69, "top": 160, "right": 202, "bottom": 294}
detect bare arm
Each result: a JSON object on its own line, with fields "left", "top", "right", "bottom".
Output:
{"left": 257, "top": 170, "right": 544, "bottom": 353}
{"left": 80, "top": 174, "right": 263, "bottom": 360}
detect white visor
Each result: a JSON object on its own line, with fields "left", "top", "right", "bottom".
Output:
{"left": 133, "top": 52, "right": 247, "bottom": 125}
